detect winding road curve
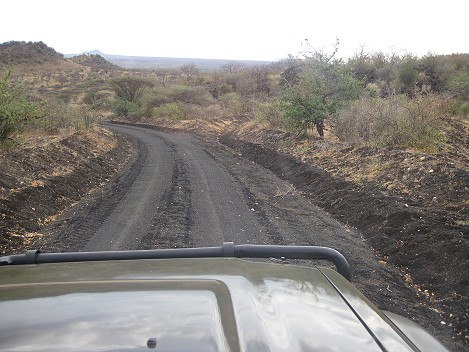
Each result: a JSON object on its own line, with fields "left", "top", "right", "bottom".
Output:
{"left": 44, "top": 123, "right": 394, "bottom": 291}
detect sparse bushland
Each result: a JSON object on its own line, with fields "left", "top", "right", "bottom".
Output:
{"left": 109, "top": 50, "right": 467, "bottom": 154}
{"left": 4, "top": 41, "right": 467, "bottom": 152}
{"left": 34, "top": 98, "right": 100, "bottom": 133}
{"left": 1, "top": 62, "right": 106, "bottom": 146}
{"left": 0, "top": 41, "right": 63, "bottom": 66}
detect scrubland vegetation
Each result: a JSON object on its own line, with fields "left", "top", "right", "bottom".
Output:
{"left": 1, "top": 40, "right": 468, "bottom": 151}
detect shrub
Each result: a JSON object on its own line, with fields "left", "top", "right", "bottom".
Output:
{"left": 111, "top": 76, "right": 154, "bottom": 103}
{"left": 398, "top": 63, "right": 419, "bottom": 95}
{"left": 33, "top": 98, "right": 98, "bottom": 133}
{"left": 147, "top": 85, "right": 213, "bottom": 107}
{"left": 82, "top": 89, "right": 113, "bottom": 111}
{"left": 446, "top": 70, "right": 469, "bottom": 100}
{"left": 254, "top": 99, "right": 286, "bottom": 129}
{"left": 76, "top": 106, "right": 100, "bottom": 130}
{"left": 112, "top": 97, "right": 140, "bottom": 119}
{"left": 218, "top": 93, "right": 253, "bottom": 117}
{"left": 0, "top": 69, "right": 44, "bottom": 144}
{"left": 333, "top": 94, "right": 447, "bottom": 151}
{"left": 449, "top": 99, "right": 469, "bottom": 116}
{"left": 153, "top": 103, "right": 186, "bottom": 120}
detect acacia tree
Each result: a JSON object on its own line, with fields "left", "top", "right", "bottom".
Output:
{"left": 110, "top": 76, "right": 154, "bottom": 117}
{"left": 111, "top": 76, "right": 154, "bottom": 103}
{"left": 281, "top": 40, "right": 364, "bottom": 137}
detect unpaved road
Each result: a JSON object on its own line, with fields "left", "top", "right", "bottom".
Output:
{"left": 43, "top": 124, "right": 365, "bottom": 253}
{"left": 39, "top": 123, "right": 454, "bottom": 349}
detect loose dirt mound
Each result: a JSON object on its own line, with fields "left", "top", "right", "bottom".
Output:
{"left": 0, "top": 128, "right": 132, "bottom": 255}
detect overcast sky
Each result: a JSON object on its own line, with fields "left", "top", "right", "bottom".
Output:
{"left": 1, "top": 0, "right": 468, "bottom": 61}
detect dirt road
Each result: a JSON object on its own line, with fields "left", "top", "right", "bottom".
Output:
{"left": 38, "top": 123, "right": 455, "bottom": 349}
{"left": 43, "top": 124, "right": 376, "bottom": 259}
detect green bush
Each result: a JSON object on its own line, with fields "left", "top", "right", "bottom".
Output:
{"left": 398, "top": 63, "right": 419, "bottom": 95}
{"left": 112, "top": 97, "right": 140, "bottom": 119}
{"left": 0, "top": 69, "right": 44, "bottom": 144}
{"left": 449, "top": 99, "right": 469, "bottom": 116}
{"left": 446, "top": 70, "right": 469, "bottom": 100}
{"left": 153, "top": 102, "right": 186, "bottom": 120}
{"left": 280, "top": 42, "right": 364, "bottom": 137}
{"left": 254, "top": 99, "right": 286, "bottom": 129}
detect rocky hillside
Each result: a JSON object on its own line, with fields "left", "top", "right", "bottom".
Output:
{"left": 0, "top": 41, "right": 119, "bottom": 77}
{"left": 0, "top": 41, "right": 64, "bottom": 65}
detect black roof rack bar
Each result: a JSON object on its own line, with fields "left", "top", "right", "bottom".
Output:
{"left": 0, "top": 242, "right": 352, "bottom": 281}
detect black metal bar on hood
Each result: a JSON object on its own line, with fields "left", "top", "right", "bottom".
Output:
{"left": 0, "top": 242, "right": 352, "bottom": 281}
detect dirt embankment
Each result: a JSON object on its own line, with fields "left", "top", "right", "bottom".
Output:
{"left": 0, "top": 128, "right": 132, "bottom": 255}
{"left": 229, "top": 125, "right": 469, "bottom": 348}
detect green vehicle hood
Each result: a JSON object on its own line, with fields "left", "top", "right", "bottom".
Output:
{"left": 0, "top": 258, "right": 446, "bottom": 351}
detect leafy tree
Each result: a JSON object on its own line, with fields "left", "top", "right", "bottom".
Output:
{"left": 281, "top": 40, "right": 364, "bottom": 137}
{"left": 0, "top": 69, "right": 44, "bottom": 144}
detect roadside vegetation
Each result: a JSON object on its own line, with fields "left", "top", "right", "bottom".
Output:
{"left": 2, "top": 40, "right": 468, "bottom": 153}
{"left": 102, "top": 41, "right": 468, "bottom": 153}
{"left": 0, "top": 66, "right": 101, "bottom": 147}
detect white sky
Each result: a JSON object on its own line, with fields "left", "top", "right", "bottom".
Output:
{"left": 1, "top": 0, "right": 468, "bottom": 61}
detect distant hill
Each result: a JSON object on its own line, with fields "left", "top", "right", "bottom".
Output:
{"left": 66, "top": 51, "right": 272, "bottom": 70}
{"left": 0, "top": 41, "right": 64, "bottom": 66}
{"left": 0, "top": 41, "right": 121, "bottom": 78}
{"left": 69, "top": 53, "right": 120, "bottom": 72}
{"left": 0, "top": 41, "right": 272, "bottom": 71}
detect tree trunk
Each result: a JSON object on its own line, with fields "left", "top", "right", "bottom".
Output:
{"left": 316, "top": 120, "right": 325, "bottom": 138}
